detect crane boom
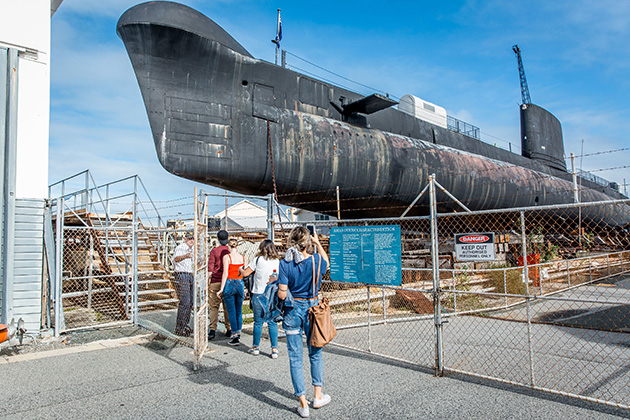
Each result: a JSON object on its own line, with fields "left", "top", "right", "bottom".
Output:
{"left": 512, "top": 45, "right": 532, "bottom": 105}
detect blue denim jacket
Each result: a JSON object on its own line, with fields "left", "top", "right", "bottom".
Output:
{"left": 261, "top": 280, "right": 294, "bottom": 323}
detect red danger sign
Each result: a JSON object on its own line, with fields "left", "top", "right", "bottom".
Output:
{"left": 455, "top": 232, "right": 495, "bottom": 261}
{"left": 459, "top": 235, "right": 490, "bottom": 243}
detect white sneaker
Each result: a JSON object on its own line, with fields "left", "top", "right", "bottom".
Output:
{"left": 312, "top": 394, "right": 331, "bottom": 409}
{"left": 271, "top": 348, "right": 279, "bottom": 359}
{"left": 297, "top": 406, "right": 310, "bottom": 418}
{"left": 248, "top": 347, "right": 260, "bottom": 355}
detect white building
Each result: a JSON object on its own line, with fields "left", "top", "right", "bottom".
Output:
{"left": 291, "top": 208, "right": 337, "bottom": 223}
{"left": 1, "top": 1, "right": 62, "bottom": 333}
{"left": 213, "top": 199, "right": 290, "bottom": 230}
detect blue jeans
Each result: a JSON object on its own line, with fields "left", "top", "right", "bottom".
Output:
{"left": 223, "top": 278, "right": 244, "bottom": 335}
{"left": 283, "top": 298, "right": 323, "bottom": 397}
{"left": 251, "top": 293, "right": 278, "bottom": 348}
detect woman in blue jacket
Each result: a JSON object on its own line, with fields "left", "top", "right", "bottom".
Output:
{"left": 240, "top": 239, "right": 280, "bottom": 358}
{"left": 278, "top": 226, "right": 331, "bottom": 418}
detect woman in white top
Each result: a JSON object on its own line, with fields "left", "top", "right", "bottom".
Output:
{"left": 240, "top": 239, "right": 280, "bottom": 358}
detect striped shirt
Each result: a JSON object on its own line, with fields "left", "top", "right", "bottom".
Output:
{"left": 173, "top": 242, "right": 193, "bottom": 273}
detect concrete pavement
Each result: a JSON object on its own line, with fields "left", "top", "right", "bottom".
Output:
{"left": 1, "top": 330, "right": 630, "bottom": 419}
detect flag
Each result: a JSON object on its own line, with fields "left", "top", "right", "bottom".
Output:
{"left": 275, "top": 10, "right": 282, "bottom": 46}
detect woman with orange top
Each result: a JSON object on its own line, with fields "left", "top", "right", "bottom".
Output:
{"left": 217, "top": 238, "right": 245, "bottom": 345}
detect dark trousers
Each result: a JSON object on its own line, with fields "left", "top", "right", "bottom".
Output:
{"left": 174, "top": 272, "right": 194, "bottom": 332}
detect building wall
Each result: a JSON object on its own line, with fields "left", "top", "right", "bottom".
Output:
{"left": 12, "top": 199, "right": 45, "bottom": 333}
{"left": 294, "top": 209, "right": 337, "bottom": 223}
{"left": 0, "top": 0, "right": 50, "bottom": 199}
{"left": 1, "top": 1, "right": 51, "bottom": 329}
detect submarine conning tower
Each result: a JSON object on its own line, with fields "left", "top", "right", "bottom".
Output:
{"left": 520, "top": 103, "right": 567, "bottom": 171}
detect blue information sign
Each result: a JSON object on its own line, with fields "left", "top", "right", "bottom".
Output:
{"left": 329, "top": 225, "right": 402, "bottom": 286}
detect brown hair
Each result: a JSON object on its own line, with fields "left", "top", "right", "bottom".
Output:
{"left": 228, "top": 238, "right": 239, "bottom": 249}
{"left": 257, "top": 239, "right": 279, "bottom": 260}
{"left": 288, "top": 226, "right": 313, "bottom": 254}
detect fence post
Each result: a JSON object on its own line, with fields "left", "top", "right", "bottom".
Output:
{"left": 367, "top": 286, "right": 372, "bottom": 352}
{"left": 503, "top": 268, "right": 508, "bottom": 308}
{"left": 430, "top": 175, "right": 444, "bottom": 376}
{"left": 452, "top": 268, "right": 457, "bottom": 313}
{"left": 520, "top": 212, "right": 528, "bottom": 287}
{"left": 88, "top": 233, "right": 93, "bottom": 309}
{"left": 267, "top": 193, "right": 275, "bottom": 241}
{"left": 566, "top": 260, "right": 571, "bottom": 287}
{"left": 520, "top": 211, "right": 536, "bottom": 386}
{"left": 54, "top": 197, "right": 65, "bottom": 337}
{"left": 132, "top": 177, "right": 139, "bottom": 325}
{"left": 382, "top": 287, "right": 387, "bottom": 323}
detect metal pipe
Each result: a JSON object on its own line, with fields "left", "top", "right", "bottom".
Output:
{"left": 503, "top": 268, "right": 508, "bottom": 307}
{"left": 571, "top": 153, "right": 579, "bottom": 203}
{"left": 400, "top": 183, "right": 429, "bottom": 218}
{"left": 132, "top": 177, "right": 138, "bottom": 324}
{"left": 382, "top": 287, "right": 387, "bottom": 323}
{"left": 367, "top": 286, "right": 372, "bottom": 353}
{"left": 193, "top": 188, "right": 200, "bottom": 370}
{"left": 267, "top": 193, "right": 274, "bottom": 241}
{"left": 520, "top": 211, "right": 535, "bottom": 386}
{"left": 54, "top": 197, "right": 64, "bottom": 336}
{"left": 336, "top": 186, "right": 341, "bottom": 220}
{"left": 451, "top": 268, "right": 457, "bottom": 313}
{"left": 433, "top": 179, "right": 472, "bottom": 213}
{"left": 88, "top": 233, "right": 94, "bottom": 309}
{"left": 1, "top": 48, "right": 18, "bottom": 325}
{"left": 430, "top": 175, "right": 444, "bottom": 376}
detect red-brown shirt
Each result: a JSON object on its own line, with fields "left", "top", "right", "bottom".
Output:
{"left": 208, "top": 245, "right": 230, "bottom": 283}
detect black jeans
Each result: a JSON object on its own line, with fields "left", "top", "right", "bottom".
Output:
{"left": 174, "top": 272, "right": 194, "bottom": 332}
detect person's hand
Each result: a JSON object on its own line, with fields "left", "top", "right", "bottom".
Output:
{"left": 267, "top": 275, "right": 277, "bottom": 284}
{"left": 186, "top": 252, "right": 193, "bottom": 259}
{"left": 217, "top": 289, "right": 223, "bottom": 298}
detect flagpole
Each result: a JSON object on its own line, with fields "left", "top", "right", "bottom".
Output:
{"left": 273, "top": 8, "right": 281, "bottom": 65}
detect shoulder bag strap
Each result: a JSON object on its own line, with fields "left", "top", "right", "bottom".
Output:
{"left": 311, "top": 254, "right": 322, "bottom": 298}
{"left": 311, "top": 255, "right": 317, "bottom": 298}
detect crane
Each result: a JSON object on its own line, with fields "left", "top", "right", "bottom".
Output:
{"left": 512, "top": 45, "right": 532, "bottom": 105}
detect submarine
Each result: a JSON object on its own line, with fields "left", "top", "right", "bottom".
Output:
{"left": 116, "top": 1, "right": 629, "bottom": 224}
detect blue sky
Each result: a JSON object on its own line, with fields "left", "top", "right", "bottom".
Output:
{"left": 49, "top": 0, "right": 630, "bottom": 219}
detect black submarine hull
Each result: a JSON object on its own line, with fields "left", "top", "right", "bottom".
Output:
{"left": 117, "top": 2, "right": 629, "bottom": 224}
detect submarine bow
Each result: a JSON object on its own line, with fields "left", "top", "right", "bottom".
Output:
{"left": 117, "top": 2, "right": 629, "bottom": 224}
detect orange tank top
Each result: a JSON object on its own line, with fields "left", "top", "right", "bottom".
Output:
{"left": 227, "top": 254, "right": 244, "bottom": 279}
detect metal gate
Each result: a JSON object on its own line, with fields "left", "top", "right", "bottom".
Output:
{"left": 192, "top": 188, "right": 208, "bottom": 369}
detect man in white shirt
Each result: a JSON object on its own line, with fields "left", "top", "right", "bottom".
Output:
{"left": 173, "top": 232, "right": 195, "bottom": 336}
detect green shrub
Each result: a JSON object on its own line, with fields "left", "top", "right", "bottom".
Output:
{"left": 485, "top": 264, "right": 527, "bottom": 295}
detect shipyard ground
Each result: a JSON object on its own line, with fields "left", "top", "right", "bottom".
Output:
{"left": 1, "top": 326, "right": 629, "bottom": 419}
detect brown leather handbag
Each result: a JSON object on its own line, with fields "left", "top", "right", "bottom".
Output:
{"left": 309, "top": 255, "right": 337, "bottom": 347}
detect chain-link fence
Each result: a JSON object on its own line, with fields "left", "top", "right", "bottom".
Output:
{"left": 47, "top": 171, "right": 630, "bottom": 409}
{"left": 57, "top": 225, "right": 135, "bottom": 330}
{"left": 294, "top": 197, "right": 630, "bottom": 410}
